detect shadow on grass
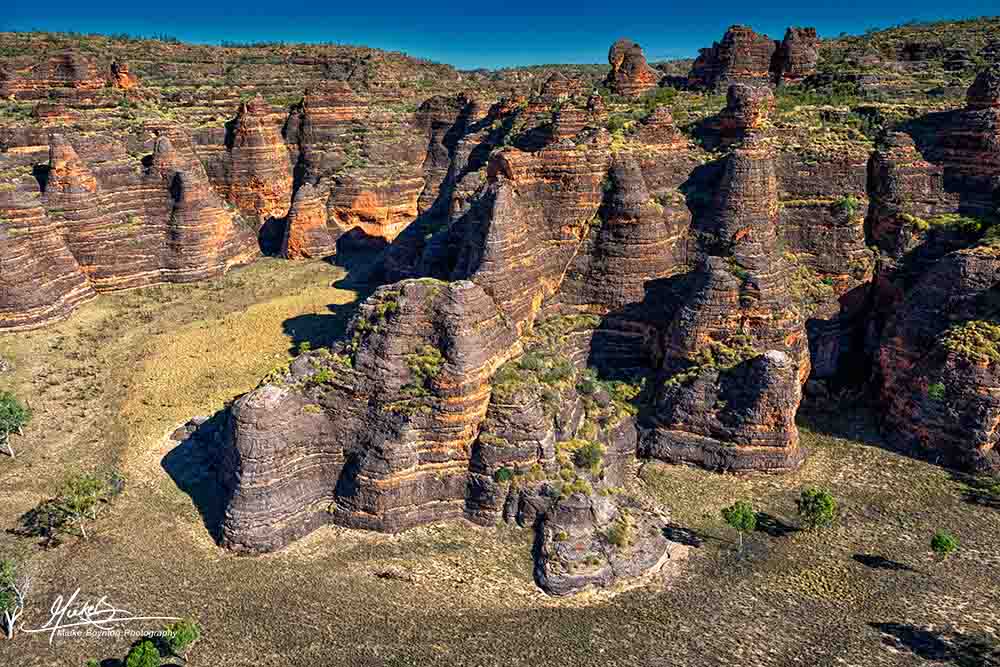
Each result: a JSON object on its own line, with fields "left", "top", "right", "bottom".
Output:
{"left": 755, "top": 512, "right": 799, "bottom": 538}
{"left": 662, "top": 523, "right": 706, "bottom": 548}
{"left": 949, "top": 470, "right": 1000, "bottom": 510}
{"left": 852, "top": 553, "right": 916, "bottom": 573}
{"left": 871, "top": 622, "right": 1000, "bottom": 666}
{"left": 281, "top": 248, "right": 384, "bottom": 355}
{"left": 161, "top": 410, "right": 230, "bottom": 544}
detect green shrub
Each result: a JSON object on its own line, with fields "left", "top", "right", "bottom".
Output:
{"left": 15, "top": 472, "right": 123, "bottom": 544}
{"left": 572, "top": 441, "right": 605, "bottom": 473}
{"left": 939, "top": 320, "right": 1000, "bottom": 365}
{"left": 927, "top": 382, "right": 946, "bottom": 402}
{"left": 834, "top": 195, "right": 862, "bottom": 219}
{"left": 796, "top": 487, "right": 837, "bottom": 530}
{"left": 721, "top": 500, "right": 757, "bottom": 549}
{"left": 0, "top": 391, "right": 31, "bottom": 457}
{"left": 405, "top": 345, "right": 444, "bottom": 388}
{"left": 166, "top": 618, "right": 201, "bottom": 655}
{"left": 606, "top": 516, "right": 633, "bottom": 548}
{"left": 124, "top": 640, "right": 161, "bottom": 667}
{"left": 493, "top": 467, "right": 514, "bottom": 484}
{"left": 930, "top": 530, "right": 959, "bottom": 560}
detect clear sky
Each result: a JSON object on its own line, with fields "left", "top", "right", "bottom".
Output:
{"left": 1, "top": 2, "right": 994, "bottom": 69}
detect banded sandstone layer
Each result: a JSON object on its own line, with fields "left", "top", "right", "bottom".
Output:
{"left": 2, "top": 21, "right": 1000, "bottom": 593}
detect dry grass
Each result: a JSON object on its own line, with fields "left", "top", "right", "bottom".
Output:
{"left": 0, "top": 258, "right": 998, "bottom": 666}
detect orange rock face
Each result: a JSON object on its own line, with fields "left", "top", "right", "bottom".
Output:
{"left": 605, "top": 39, "right": 661, "bottom": 98}
{"left": 0, "top": 181, "right": 95, "bottom": 331}
{"left": 218, "top": 94, "right": 294, "bottom": 226}
{"left": 281, "top": 183, "right": 341, "bottom": 259}
{"left": 109, "top": 60, "right": 139, "bottom": 90}
{"left": 0, "top": 130, "right": 258, "bottom": 329}
{"left": 0, "top": 51, "right": 104, "bottom": 100}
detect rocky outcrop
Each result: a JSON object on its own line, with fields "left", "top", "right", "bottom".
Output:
{"left": 535, "top": 492, "right": 685, "bottom": 596}
{"left": 605, "top": 39, "right": 660, "bottom": 98}
{"left": 0, "top": 51, "right": 104, "bottom": 100}
{"left": 109, "top": 60, "right": 138, "bottom": 90}
{"left": 0, "top": 130, "right": 257, "bottom": 329}
{"left": 634, "top": 106, "right": 686, "bottom": 147}
{"left": 280, "top": 183, "right": 341, "bottom": 259}
{"left": 557, "top": 155, "right": 686, "bottom": 313}
{"left": 689, "top": 26, "right": 778, "bottom": 91}
{"left": 879, "top": 246, "right": 1000, "bottom": 472}
{"left": 642, "top": 138, "right": 809, "bottom": 471}
{"left": 776, "top": 28, "right": 819, "bottom": 83}
{"left": 218, "top": 94, "right": 294, "bottom": 229}
{"left": 220, "top": 279, "right": 521, "bottom": 551}
{"left": 0, "top": 180, "right": 94, "bottom": 330}
{"left": 715, "top": 84, "right": 775, "bottom": 147}
{"left": 689, "top": 25, "right": 818, "bottom": 91}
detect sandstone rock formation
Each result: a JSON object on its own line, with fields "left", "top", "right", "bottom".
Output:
{"left": 109, "top": 60, "right": 139, "bottom": 90}
{"left": 605, "top": 39, "right": 661, "bottom": 98}
{"left": 280, "top": 183, "right": 341, "bottom": 259}
{"left": 217, "top": 94, "right": 294, "bottom": 231}
{"left": 0, "top": 130, "right": 257, "bottom": 329}
{"left": 0, "top": 51, "right": 104, "bottom": 100}
{"left": 535, "top": 493, "right": 686, "bottom": 596}
{"left": 776, "top": 28, "right": 820, "bottom": 82}
{"left": 642, "top": 137, "right": 809, "bottom": 471}
{"left": 689, "top": 25, "right": 818, "bottom": 90}
{"left": 220, "top": 278, "right": 522, "bottom": 550}
{"left": 0, "top": 180, "right": 95, "bottom": 330}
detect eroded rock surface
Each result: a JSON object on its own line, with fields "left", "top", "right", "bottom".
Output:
{"left": 605, "top": 39, "right": 661, "bottom": 98}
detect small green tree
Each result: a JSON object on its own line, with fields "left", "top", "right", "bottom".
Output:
{"left": 0, "top": 391, "right": 31, "bottom": 458}
{"left": 165, "top": 618, "right": 201, "bottom": 656}
{"left": 124, "top": 639, "right": 161, "bottom": 667}
{"left": 55, "top": 474, "right": 108, "bottom": 541}
{"left": 0, "top": 558, "right": 32, "bottom": 640}
{"left": 931, "top": 530, "right": 959, "bottom": 560}
{"left": 797, "top": 487, "right": 837, "bottom": 530}
{"left": 721, "top": 501, "right": 757, "bottom": 550}
{"left": 15, "top": 472, "right": 123, "bottom": 545}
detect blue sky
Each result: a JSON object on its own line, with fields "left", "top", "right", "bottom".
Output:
{"left": 1, "top": 2, "right": 994, "bottom": 69}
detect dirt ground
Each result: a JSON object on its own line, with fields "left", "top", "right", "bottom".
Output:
{"left": 0, "top": 255, "right": 998, "bottom": 667}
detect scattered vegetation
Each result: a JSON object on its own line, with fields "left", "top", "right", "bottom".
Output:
{"left": 939, "top": 320, "right": 1000, "bottom": 365}
{"left": 721, "top": 500, "right": 757, "bottom": 550}
{"left": 0, "top": 559, "right": 31, "bottom": 640}
{"left": 930, "top": 530, "right": 959, "bottom": 560}
{"left": 605, "top": 513, "right": 634, "bottom": 549}
{"left": 796, "top": 487, "right": 838, "bottom": 530}
{"left": 165, "top": 618, "right": 202, "bottom": 656}
{"left": 572, "top": 441, "right": 605, "bottom": 475}
{"left": 0, "top": 391, "right": 31, "bottom": 458}
{"left": 14, "top": 471, "right": 124, "bottom": 546}
{"left": 664, "top": 334, "right": 757, "bottom": 388}
{"left": 926, "top": 381, "right": 947, "bottom": 402}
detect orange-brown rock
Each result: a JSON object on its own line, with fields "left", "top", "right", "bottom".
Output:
{"left": 879, "top": 246, "right": 1000, "bottom": 472}
{"left": 0, "top": 179, "right": 94, "bottom": 330}
{"left": 0, "top": 51, "right": 104, "bottom": 100}
{"left": 776, "top": 28, "right": 819, "bottom": 82}
{"left": 281, "top": 183, "right": 341, "bottom": 259}
{"left": 642, "top": 137, "right": 809, "bottom": 471}
{"left": 634, "top": 106, "right": 686, "bottom": 147}
{"left": 689, "top": 26, "right": 778, "bottom": 91}
{"left": 605, "top": 39, "right": 661, "bottom": 98}
{"left": 220, "top": 278, "right": 521, "bottom": 550}
{"left": 109, "top": 60, "right": 139, "bottom": 90}
{"left": 217, "top": 94, "right": 294, "bottom": 228}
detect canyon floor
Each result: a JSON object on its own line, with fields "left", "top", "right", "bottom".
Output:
{"left": 0, "top": 254, "right": 997, "bottom": 666}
